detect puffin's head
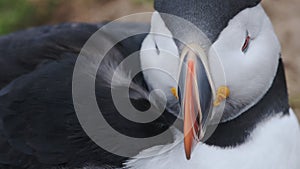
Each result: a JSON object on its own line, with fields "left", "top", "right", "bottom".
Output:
{"left": 140, "top": 0, "right": 281, "bottom": 159}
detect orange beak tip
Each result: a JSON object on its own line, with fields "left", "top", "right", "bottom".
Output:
{"left": 183, "top": 59, "right": 199, "bottom": 160}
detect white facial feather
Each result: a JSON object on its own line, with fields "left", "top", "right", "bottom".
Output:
{"left": 209, "top": 5, "right": 281, "bottom": 120}
{"left": 140, "top": 11, "right": 180, "bottom": 102}
{"left": 141, "top": 5, "right": 281, "bottom": 121}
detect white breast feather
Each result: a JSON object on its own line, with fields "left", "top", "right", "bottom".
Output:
{"left": 125, "top": 109, "right": 300, "bottom": 169}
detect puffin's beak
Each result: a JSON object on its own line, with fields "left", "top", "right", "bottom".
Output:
{"left": 178, "top": 44, "right": 214, "bottom": 160}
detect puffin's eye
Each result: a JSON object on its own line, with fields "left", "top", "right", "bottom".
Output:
{"left": 242, "top": 33, "right": 251, "bottom": 53}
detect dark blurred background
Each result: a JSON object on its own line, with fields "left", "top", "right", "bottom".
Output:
{"left": 0, "top": 0, "right": 299, "bottom": 119}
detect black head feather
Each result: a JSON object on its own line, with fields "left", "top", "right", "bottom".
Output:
{"left": 154, "top": 0, "right": 261, "bottom": 42}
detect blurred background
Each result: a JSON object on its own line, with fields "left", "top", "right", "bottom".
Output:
{"left": 0, "top": 0, "right": 299, "bottom": 119}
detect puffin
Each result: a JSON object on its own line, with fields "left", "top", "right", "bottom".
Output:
{"left": 0, "top": 0, "right": 299, "bottom": 169}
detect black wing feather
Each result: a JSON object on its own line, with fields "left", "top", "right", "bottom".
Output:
{"left": 0, "top": 22, "right": 175, "bottom": 169}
